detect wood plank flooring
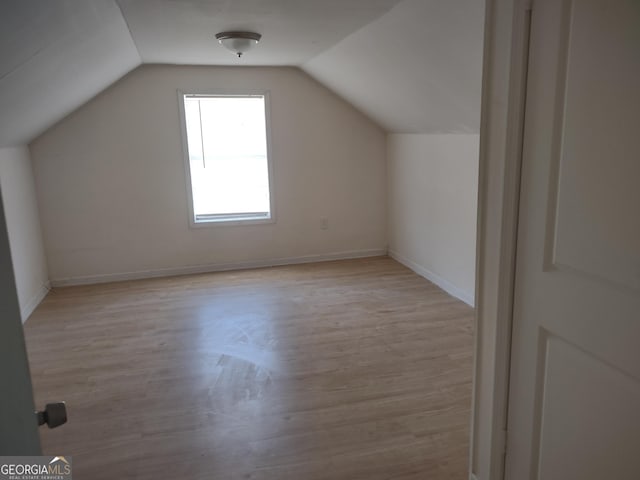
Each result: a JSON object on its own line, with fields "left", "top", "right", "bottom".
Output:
{"left": 24, "top": 257, "right": 474, "bottom": 479}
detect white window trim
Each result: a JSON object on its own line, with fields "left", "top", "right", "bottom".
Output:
{"left": 177, "top": 89, "right": 277, "bottom": 228}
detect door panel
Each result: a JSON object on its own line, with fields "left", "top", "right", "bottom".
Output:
{"left": 0, "top": 187, "right": 41, "bottom": 454}
{"left": 538, "top": 336, "right": 640, "bottom": 479}
{"left": 551, "top": 0, "right": 640, "bottom": 289}
{"left": 506, "top": 0, "right": 640, "bottom": 478}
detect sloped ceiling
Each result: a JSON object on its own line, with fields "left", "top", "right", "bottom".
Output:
{"left": 0, "top": 0, "right": 483, "bottom": 147}
{"left": 0, "top": 1, "right": 140, "bottom": 147}
{"left": 303, "top": 0, "right": 485, "bottom": 133}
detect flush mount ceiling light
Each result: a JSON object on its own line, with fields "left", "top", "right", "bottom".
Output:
{"left": 215, "top": 31, "right": 262, "bottom": 58}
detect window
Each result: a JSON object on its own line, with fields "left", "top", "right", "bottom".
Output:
{"left": 179, "top": 92, "right": 274, "bottom": 225}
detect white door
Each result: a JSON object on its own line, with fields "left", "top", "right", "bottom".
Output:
{"left": 505, "top": 0, "right": 640, "bottom": 478}
{"left": 0, "top": 189, "right": 41, "bottom": 454}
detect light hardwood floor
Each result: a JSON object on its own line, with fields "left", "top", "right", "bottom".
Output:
{"left": 24, "top": 257, "right": 474, "bottom": 479}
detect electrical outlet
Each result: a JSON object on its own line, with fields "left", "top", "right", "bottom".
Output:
{"left": 320, "top": 217, "right": 329, "bottom": 230}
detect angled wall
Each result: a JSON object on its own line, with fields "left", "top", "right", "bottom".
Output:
{"left": 30, "top": 65, "right": 387, "bottom": 284}
{"left": 303, "top": 0, "right": 484, "bottom": 133}
{"left": 0, "top": 1, "right": 140, "bottom": 147}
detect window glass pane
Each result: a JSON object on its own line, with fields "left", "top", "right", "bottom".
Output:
{"left": 183, "top": 95, "right": 271, "bottom": 221}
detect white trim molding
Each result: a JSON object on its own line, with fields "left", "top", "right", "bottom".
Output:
{"left": 388, "top": 249, "right": 474, "bottom": 306}
{"left": 50, "top": 249, "right": 387, "bottom": 287}
{"left": 470, "top": 0, "right": 531, "bottom": 479}
{"left": 20, "top": 282, "right": 50, "bottom": 323}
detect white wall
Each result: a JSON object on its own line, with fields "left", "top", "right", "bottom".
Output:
{"left": 0, "top": 147, "right": 49, "bottom": 321}
{"left": 30, "top": 65, "right": 387, "bottom": 285}
{"left": 388, "top": 134, "right": 478, "bottom": 305}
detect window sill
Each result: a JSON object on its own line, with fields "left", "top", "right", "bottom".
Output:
{"left": 190, "top": 213, "right": 275, "bottom": 228}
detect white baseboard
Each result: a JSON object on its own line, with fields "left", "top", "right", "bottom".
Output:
{"left": 21, "top": 281, "right": 50, "bottom": 323}
{"left": 50, "top": 249, "right": 387, "bottom": 287}
{"left": 388, "top": 249, "right": 475, "bottom": 306}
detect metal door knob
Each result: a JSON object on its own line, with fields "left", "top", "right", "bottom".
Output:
{"left": 36, "top": 402, "right": 67, "bottom": 428}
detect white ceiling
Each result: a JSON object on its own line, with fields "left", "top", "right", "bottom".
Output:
{"left": 117, "top": 0, "right": 403, "bottom": 66}
{"left": 0, "top": 0, "right": 140, "bottom": 147}
{"left": 0, "top": 0, "right": 484, "bottom": 147}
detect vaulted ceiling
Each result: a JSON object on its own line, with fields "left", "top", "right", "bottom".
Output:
{"left": 303, "top": 0, "right": 484, "bottom": 133}
{"left": 0, "top": 0, "right": 484, "bottom": 147}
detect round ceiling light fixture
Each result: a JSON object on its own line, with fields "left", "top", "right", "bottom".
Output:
{"left": 215, "top": 31, "right": 262, "bottom": 58}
